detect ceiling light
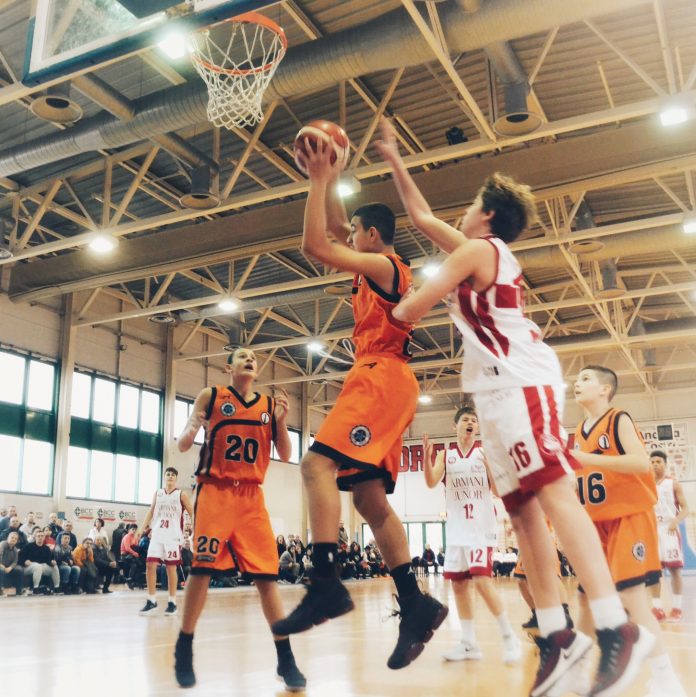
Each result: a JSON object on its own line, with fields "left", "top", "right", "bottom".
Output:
{"left": 217, "top": 297, "right": 239, "bottom": 313}
{"left": 0, "top": 241, "right": 13, "bottom": 259}
{"left": 307, "top": 340, "right": 324, "bottom": 352}
{"left": 683, "top": 214, "right": 696, "bottom": 234}
{"left": 418, "top": 394, "right": 433, "bottom": 404}
{"left": 88, "top": 233, "right": 117, "bottom": 254}
{"left": 422, "top": 262, "right": 440, "bottom": 278}
{"left": 337, "top": 175, "right": 361, "bottom": 198}
{"left": 157, "top": 31, "right": 189, "bottom": 60}
{"left": 659, "top": 95, "right": 694, "bottom": 127}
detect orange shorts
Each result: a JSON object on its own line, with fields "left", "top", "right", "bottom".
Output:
{"left": 310, "top": 355, "right": 418, "bottom": 494}
{"left": 594, "top": 510, "right": 661, "bottom": 591}
{"left": 191, "top": 479, "right": 278, "bottom": 578}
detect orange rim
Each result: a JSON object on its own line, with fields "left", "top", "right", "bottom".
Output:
{"left": 191, "top": 11, "right": 287, "bottom": 76}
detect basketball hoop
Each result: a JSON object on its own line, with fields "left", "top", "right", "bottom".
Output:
{"left": 190, "top": 12, "right": 287, "bottom": 130}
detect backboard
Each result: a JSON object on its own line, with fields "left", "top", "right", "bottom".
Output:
{"left": 23, "top": 0, "right": 276, "bottom": 86}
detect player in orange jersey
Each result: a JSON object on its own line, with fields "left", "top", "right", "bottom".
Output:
{"left": 173, "top": 348, "right": 306, "bottom": 692}
{"left": 574, "top": 365, "right": 686, "bottom": 697}
{"left": 272, "top": 137, "right": 448, "bottom": 671}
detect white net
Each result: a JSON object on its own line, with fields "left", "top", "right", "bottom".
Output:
{"left": 190, "top": 14, "right": 286, "bottom": 130}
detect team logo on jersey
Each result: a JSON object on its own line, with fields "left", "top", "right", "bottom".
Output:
{"left": 260, "top": 412, "right": 270, "bottom": 424}
{"left": 350, "top": 425, "right": 371, "bottom": 447}
{"left": 632, "top": 542, "right": 646, "bottom": 561}
{"left": 598, "top": 434, "right": 610, "bottom": 450}
{"left": 447, "top": 454, "right": 457, "bottom": 465}
{"left": 540, "top": 434, "right": 562, "bottom": 455}
{"left": 220, "top": 402, "right": 236, "bottom": 416}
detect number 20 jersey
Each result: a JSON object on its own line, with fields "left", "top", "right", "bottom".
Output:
{"left": 444, "top": 446, "right": 497, "bottom": 547}
{"left": 195, "top": 385, "right": 276, "bottom": 484}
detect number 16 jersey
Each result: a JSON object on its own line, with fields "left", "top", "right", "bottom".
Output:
{"left": 196, "top": 385, "right": 276, "bottom": 484}
{"left": 445, "top": 445, "right": 497, "bottom": 547}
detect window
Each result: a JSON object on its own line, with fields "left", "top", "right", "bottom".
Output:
{"left": 0, "top": 351, "right": 25, "bottom": 404}
{"left": 90, "top": 450, "right": 114, "bottom": 500}
{"left": 114, "top": 454, "right": 137, "bottom": 502}
{"left": 71, "top": 372, "right": 92, "bottom": 418}
{"left": 20, "top": 439, "right": 52, "bottom": 495}
{"left": 0, "top": 434, "right": 21, "bottom": 491}
{"left": 271, "top": 427, "right": 302, "bottom": 464}
{"left": 406, "top": 523, "right": 423, "bottom": 558}
{"left": 174, "top": 397, "right": 204, "bottom": 444}
{"left": 117, "top": 384, "right": 140, "bottom": 429}
{"left": 66, "top": 447, "right": 89, "bottom": 498}
{"left": 424, "top": 522, "right": 444, "bottom": 554}
{"left": 26, "top": 360, "right": 55, "bottom": 411}
{"left": 140, "top": 390, "right": 160, "bottom": 434}
{"left": 138, "top": 459, "right": 160, "bottom": 504}
{"left": 93, "top": 378, "right": 116, "bottom": 424}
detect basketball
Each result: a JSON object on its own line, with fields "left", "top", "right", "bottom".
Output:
{"left": 293, "top": 120, "right": 350, "bottom": 176}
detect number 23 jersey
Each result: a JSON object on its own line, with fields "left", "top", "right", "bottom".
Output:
{"left": 196, "top": 385, "right": 277, "bottom": 484}
{"left": 574, "top": 408, "right": 656, "bottom": 521}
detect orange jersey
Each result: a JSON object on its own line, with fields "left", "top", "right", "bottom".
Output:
{"left": 574, "top": 408, "right": 656, "bottom": 522}
{"left": 196, "top": 385, "right": 276, "bottom": 484}
{"left": 352, "top": 253, "right": 414, "bottom": 360}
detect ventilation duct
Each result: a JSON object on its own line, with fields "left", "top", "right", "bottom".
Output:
{"left": 179, "top": 166, "right": 220, "bottom": 209}
{"left": 30, "top": 82, "right": 83, "bottom": 124}
{"left": 0, "top": 0, "right": 650, "bottom": 178}
{"left": 485, "top": 41, "right": 542, "bottom": 136}
{"left": 596, "top": 259, "right": 624, "bottom": 299}
{"left": 223, "top": 325, "right": 243, "bottom": 352}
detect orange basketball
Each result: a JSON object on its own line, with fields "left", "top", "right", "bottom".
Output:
{"left": 294, "top": 120, "right": 350, "bottom": 176}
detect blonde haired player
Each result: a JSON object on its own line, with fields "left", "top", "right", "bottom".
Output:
{"left": 423, "top": 405, "right": 521, "bottom": 663}
{"left": 650, "top": 449, "right": 689, "bottom": 622}
{"left": 379, "top": 116, "right": 653, "bottom": 697}
{"left": 139, "top": 466, "right": 193, "bottom": 616}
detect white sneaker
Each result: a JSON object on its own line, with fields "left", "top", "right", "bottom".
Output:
{"left": 545, "top": 648, "right": 593, "bottom": 697}
{"left": 502, "top": 633, "right": 522, "bottom": 663}
{"left": 442, "top": 641, "right": 483, "bottom": 661}
{"left": 645, "top": 678, "right": 688, "bottom": 697}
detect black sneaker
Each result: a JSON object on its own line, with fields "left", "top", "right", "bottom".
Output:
{"left": 386, "top": 592, "right": 449, "bottom": 670}
{"left": 522, "top": 610, "right": 539, "bottom": 630}
{"left": 591, "top": 622, "right": 654, "bottom": 697}
{"left": 271, "top": 577, "right": 354, "bottom": 636}
{"left": 165, "top": 601, "right": 178, "bottom": 616}
{"left": 174, "top": 634, "right": 196, "bottom": 688}
{"left": 139, "top": 600, "right": 158, "bottom": 615}
{"left": 276, "top": 655, "right": 307, "bottom": 693}
{"left": 530, "top": 629, "right": 592, "bottom": 697}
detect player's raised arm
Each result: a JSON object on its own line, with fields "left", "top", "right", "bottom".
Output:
{"left": 326, "top": 174, "right": 351, "bottom": 246}
{"left": 272, "top": 388, "right": 293, "bottom": 463}
{"left": 392, "top": 239, "right": 493, "bottom": 323}
{"left": 178, "top": 387, "right": 212, "bottom": 453}
{"left": 301, "top": 138, "right": 394, "bottom": 292}
{"left": 375, "top": 118, "right": 464, "bottom": 254}
{"left": 423, "top": 434, "right": 445, "bottom": 488}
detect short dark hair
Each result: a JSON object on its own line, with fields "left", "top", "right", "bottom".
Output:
{"left": 581, "top": 365, "right": 618, "bottom": 400}
{"left": 478, "top": 173, "right": 537, "bottom": 244}
{"left": 95, "top": 517, "right": 104, "bottom": 527}
{"left": 352, "top": 203, "right": 396, "bottom": 245}
{"left": 165, "top": 466, "right": 178, "bottom": 476}
{"left": 127, "top": 523, "right": 138, "bottom": 531}
{"left": 650, "top": 450, "right": 668, "bottom": 462}
{"left": 454, "top": 405, "right": 477, "bottom": 424}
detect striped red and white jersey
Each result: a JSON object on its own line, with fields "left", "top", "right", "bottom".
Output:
{"left": 150, "top": 488, "right": 184, "bottom": 544}
{"left": 449, "top": 236, "right": 562, "bottom": 392}
{"left": 654, "top": 477, "right": 679, "bottom": 525}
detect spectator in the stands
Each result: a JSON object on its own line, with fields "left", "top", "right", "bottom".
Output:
{"left": 120, "top": 523, "right": 140, "bottom": 586}
{"left": 349, "top": 541, "right": 369, "bottom": 579}
{"left": 61, "top": 520, "right": 78, "bottom": 549}
{"left": 53, "top": 533, "right": 80, "bottom": 593}
{"left": 437, "top": 547, "right": 445, "bottom": 568}
{"left": 0, "top": 531, "right": 23, "bottom": 596}
{"left": 181, "top": 538, "right": 193, "bottom": 580}
{"left": 338, "top": 521, "right": 349, "bottom": 546}
{"left": 19, "top": 512, "right": 38, "bottom": 538}
{"left": 276, "top": 534, "right": 287, "bottom": 558}
{"left": 0, "top": 516, "right": 27, "bottom": 547}
{"left": 73, "top": 538, "right": 98, "bottom": 594}
{"left": 0, "top": 506, "right": 14, "bottom": 534}
{"left": 111, "top": 522, "right": 126, "bottom": 564}
{"left": 279, "top": 544, "right": 301, "bottom": 583}
{"left": 302, "top": 545, "right": 313, "bottom": 574}
{"left": 93, "top": 536, "right": 118, "bottom": 593}
{"left": 421, "top": 543, "right": 438, "bottom": 575}
{"left": 42, "top": 525, "right": 56, "bottom": 550}
{"left": 47, "top": 512, "right": 63, "bottom": 539}
{"left": 20, "top": 529, "right": 60, "bottom": 594}
{"left": 88, "top": 517, "right": 109, "bottom": 545}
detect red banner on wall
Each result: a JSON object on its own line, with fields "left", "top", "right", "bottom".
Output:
{"left": 400, "top": 440, "right": 476, "bottom": 473}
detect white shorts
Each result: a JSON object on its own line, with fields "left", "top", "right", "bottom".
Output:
{"left": 474, "top": 385, "right": 579, "bottom": 512}
{"left": 147, "top": 540, "right": 181, "bottom": 566}
{"left": 444, "top": 545, "right": 494, "bottom": 579}
{"left": 657, "top": 525, "right": 684, "bottom": 568}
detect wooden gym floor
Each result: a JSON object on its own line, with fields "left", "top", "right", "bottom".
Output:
{"left": 3, "top": 576, "right": 693, "bottom": 696}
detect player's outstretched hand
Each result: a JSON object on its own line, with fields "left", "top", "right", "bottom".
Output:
{"left": 303, "top": 136, "right": 344, "bottom": 182}
{"left": 374, "top": 117, "right": 400, "bottom": 163}
{"left": 274, "top": 388, "right": 290, "bottom": 423}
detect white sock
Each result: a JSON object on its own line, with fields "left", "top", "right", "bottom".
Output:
{"left": 495, "top": 612, "right": 514, "bottom": 638}
{"left": 652, "top": 597, "right": 663, "bottom": 609}
{"left": 672, "top": 594, "right": 682, "bottom": 610}
{"left": 589, "top": 595, "right": 627, "bottom": 630}
{"left": 460, "top": 619, "right": 476, "bottom": 644}
{"left": 649, "top": 653, "right": 680, "bottom": 684}
{"left": 536, "top": 606, "right": 567, "bottom": 637}
{"left": 169, "top": 595, "right": 176, "bottom": 605}
{"left": 148, "top": 595, "right": 157, "bottom": 603}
